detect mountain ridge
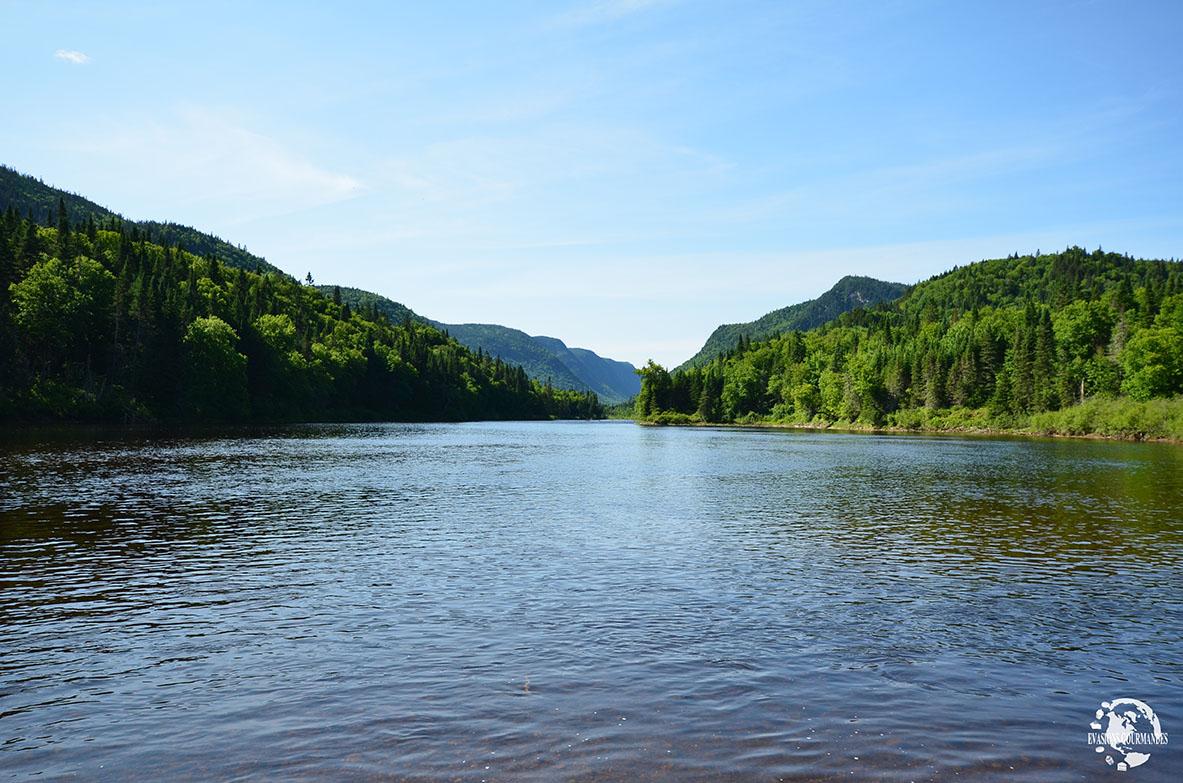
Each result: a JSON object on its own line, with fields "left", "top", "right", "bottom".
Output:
{"left": 0, "top": 165, "right": 282, "bottom": 276}
{"left": 322, "top": 285, "right": 640, "bottom": 404}
{"left": 531, "top": 335, "right": 640, "bottom": 403}
{"left": 433, "top": 322, "right": 592, "bottom": 395}
{"left": 0, "top": 165, "right": 638, "bottom": 405}
{"left": 0, "top": 181, "right": 601, "bottom": 422}
{"left": 676, "top": 275, "right": 907, "bottom": 371}
{"left": 633, "top": 246, "right": 1183, "bottom": 441}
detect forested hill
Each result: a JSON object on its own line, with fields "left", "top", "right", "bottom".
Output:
{"left": 0, "top": 200, "right": 601, "bottom": 422}
{"left": 431, "top": 322, "right": 590, "bottom": 392}
{"left": 677, "top": 275, "right": 906, "bottom": 371}
{"left": 323, "top": 287, "right": 590, "bottom": 393}
{"left": 532, "top": 336, "right": 640, "bottom": 404}
{"left": 315, "top": 284, "right": 425, "bottom": 328}
{"left": 636, "top": 247, "right": 1183, "bottom": 439}
{"left": 0, "top": 165, "right": 281, "bottom": 275}
{"left": 326, "top": 285, "right": 641, "bottom": 403}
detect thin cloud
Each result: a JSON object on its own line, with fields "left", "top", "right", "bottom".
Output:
{"left": 54, "top": 49, "right": 90, "bottom": 65}
{"left": 59, "top": 105, "right": 363, "bottom": 227}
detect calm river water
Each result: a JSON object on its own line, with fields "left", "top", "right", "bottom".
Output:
{"left": 1, "top": 421, "right": 1181, "bottom": 781}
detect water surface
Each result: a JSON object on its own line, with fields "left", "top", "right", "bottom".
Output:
{"left": 2, "top": 421, "right": 1181, "bottom": 781}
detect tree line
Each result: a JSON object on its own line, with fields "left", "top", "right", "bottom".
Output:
{"left": 0, "top": 199, "right": 602, "bottom": 422}
{"left": 635, "top": 247, "right": 1183, "bottom": 437}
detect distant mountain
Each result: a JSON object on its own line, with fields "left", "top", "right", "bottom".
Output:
{"left": 532, "top": 336, "right": 641, "bottom": 403}
{"left": 326, "top": 286, "right": 640, "bottom": 403}
{"left": 434, "top": 323, "right": 590, "bottom": 394}
{"left": 3, "top": 166, "right": 640, "bottom": 402}
{"left": 431, "top": 325, "right": 640, "bottom": 404}
{"left": 0, "top": 170, "right": 600, "bottom": 423}
{"left": 677, "top": 275, "right": 907, "bottom": 370}
{"left": 0, "top": 165, "right": 282, "bottom": 275}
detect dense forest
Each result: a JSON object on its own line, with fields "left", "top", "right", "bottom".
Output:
{"left": 636, "top": 247, "right": 1183, "bottom": 439}
{"left": 531, "top": 335, "right": 640, "bottom": 404}
{"left": 0, "top": 165, "right": 280, "bottom": 275}
{"left": 676, "top": 275, "right": 907, "bottom": 371}
{"left": 439, "top": 323, "right": 590, "bottom": 395}
{"left": 323, "top": 285, "right": 641, "bottom": 404}
{"left": 0, "top": 200, "right": 602, "bottom": 422}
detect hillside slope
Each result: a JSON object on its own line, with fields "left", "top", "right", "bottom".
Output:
{"left": 0, "top": 165, "right": 281, "bottom": 275}
{"left": 327, "top": 286, "right": 639, "bottom": 403}
{"left": 315, "top": 285, "right": 424, "bottom": 327}
{"left": 635, "top": 247, "right": 1183, "bottom": 439}
{"left": 433, "top": 322, "right": 590, "bottom": 393}
{"left": 0, "top": 173, "right": 601, "bottom": 422}
{"left": 532, "top": 336, "right": 640, "bottom": 403}
{"left": 678, "top": 275, "right": 906, "bottom": 370}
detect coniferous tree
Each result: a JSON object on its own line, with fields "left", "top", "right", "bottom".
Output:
{"left": 923, "top": 355, "right": 945, "bottom": 410}
{"left": 56, "top": 197, "right": 71, "bottom": 260}
{"left": 697, "top": 364, "right": 724, "bottom": 422}
{"left": 1033, "top": 308, "right": 1057, "bottom": 411}
{"left": 989, "top": 366, "right": 1013, "bottom": 417}
{"left": 947, "top": 347, "right": 978, "bottom": 407}
{"left": 1011, "top": 321, "right": 1033, "bottom": 414}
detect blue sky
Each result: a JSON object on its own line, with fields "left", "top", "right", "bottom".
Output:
{"left": 3, "top": 1, "right": 1182, "bottom": 368}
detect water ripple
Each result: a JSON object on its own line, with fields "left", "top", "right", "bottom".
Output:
{"left": 2, "top": 422, "right": 1181, "bottom": 781}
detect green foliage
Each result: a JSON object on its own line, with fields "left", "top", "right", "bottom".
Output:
{"left": 1121, "top": 326, "right": 1183, "bottom": 401}
{"left": 1, "top": 211, "right": 603, "bottom": 423}
{"left": 183, "top": 316, "right": 248, "bottom": 419}
{"left": 315, "top": 284, "right": 422, "bottom": 326}
{"left": 326, "top": 285, "right": 641, "bottom": 404}
{"left": 677, "top": 275, "right": 906, "bottom": 370}
{"left": 644, "top": 410, "right": 697, "bottom": 426}
{"left": 437, "top": 323, "right": 589, "bottom": 395}
{"left": 633, "top": 360, "right": 671, "bottom": 418}
{"left": 0, "top": 165, "right": 281, "bottom": 275}
{"left": 1027, "top": 395, "right": 1183, "bottom": 440}
{"left": 9, "top": 255, "right": 114, "bottom": 373}
{"left": 635, "top": 246, "right": 1183, "bottom": 440}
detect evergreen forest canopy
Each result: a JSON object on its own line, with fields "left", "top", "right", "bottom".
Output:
{"left": 321, "top": 285, "right": 641, "bottom": 404}
{"left": 636, "top": 248, "right": 1183, "bottom": 440}
{"left": 0, "top": 165, "right": 281, "bottom": 275}
{"left": 0, "top": 198, "right": 602, "bottom": 422}
{"left": 676, "top": 275, "right": 907, "bottom": 371}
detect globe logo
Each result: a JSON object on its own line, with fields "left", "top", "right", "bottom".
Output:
{"left": 1088, "top": 698, "right": 1168, "bottom": 771}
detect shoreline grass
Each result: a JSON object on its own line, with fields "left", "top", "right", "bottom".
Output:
{"left": 635, "top": 395, "right": 1183, "bottom": 444}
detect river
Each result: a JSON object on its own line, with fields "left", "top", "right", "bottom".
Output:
{"left": 1, "top": 421, "right": 1180, "bottom": 781}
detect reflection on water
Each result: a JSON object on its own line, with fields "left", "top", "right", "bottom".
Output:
{"left": 2, "top": 422, "right": 1181, "bottom": 781}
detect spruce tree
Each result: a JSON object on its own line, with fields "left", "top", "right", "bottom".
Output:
{"left": 0, "top": 218, "right": 13, "bottom": 297}
{"left": 1033, "top": 308, "right": 1057, "bottom": 411}
{"left": 923, "top": 354, "right": 945, "bottom": 410}
{"left": 19, "top": 221, "right": 41, "bottom": 276}
{"left": 1011, "top": 325, "right": 1032, "bottom": 413}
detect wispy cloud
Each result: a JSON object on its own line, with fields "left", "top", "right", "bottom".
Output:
{"left": 54, "top": 49, "right": 90, "bottom": 65}
{"left": 59, "top": 104, "right": 362, "bottom": 227}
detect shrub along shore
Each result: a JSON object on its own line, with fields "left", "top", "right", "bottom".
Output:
{"left": 637, "top": 394, "right": 1183, "bottom": 443}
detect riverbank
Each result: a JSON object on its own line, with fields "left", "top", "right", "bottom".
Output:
{"left": 635, "top": 394, "right": 1183, "bottom": 444}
